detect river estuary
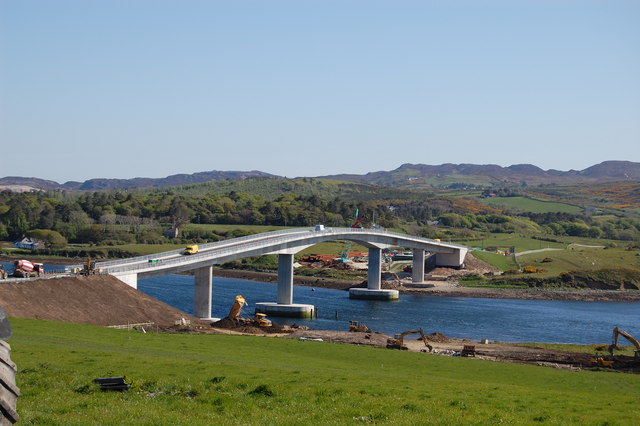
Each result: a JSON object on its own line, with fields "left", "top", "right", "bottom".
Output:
{"left": 138, "top": 273, "right": 639, "bottom": 344}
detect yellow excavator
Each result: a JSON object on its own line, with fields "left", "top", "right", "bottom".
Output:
{"left": 386, "top": 328, "right": 433, "bottom": 352}
{"left": 227, "top": 295, "right": 247, "bottom": 320}
{"left": 226, "top": 295, "right": 272, "bottom": 327}
{"left": 608, "top": 327, "right": 640, "bottom": 359}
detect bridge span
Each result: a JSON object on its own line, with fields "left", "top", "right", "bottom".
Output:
{"left": 97, "top": 227, "right": 468, "bottom": 319}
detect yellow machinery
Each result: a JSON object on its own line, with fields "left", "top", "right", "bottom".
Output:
{"left": 608, "top": 327, "right": 640, "bottom": 359}
{"left": 226, "top": 296, "right": 272, "bottom": 327}
{"left": 253, "top": 313, "right": 272, "bottom": 327}
{"left": 386, "top": 328, "right": 432, "bottom": 352}
{"left": 589, "top": 353, "right": 614, "bottom": 367}
{"left": 227, "top": 295, "right": 247, "bottom": 320}
{"left": 349, "top": 321, "right": 371, "bottom": 333}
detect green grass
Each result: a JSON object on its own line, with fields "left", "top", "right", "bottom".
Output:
{"left": 471, "top": 251, "right": 519, "bottom": 271}
{"left": 184, "top": 224, "right": 293, "bottom": 233}
{"left": 517, "top": 246, "right": 640, "bottom": 277}
{"left": 9, "top": 318, "right": 640, "bottom": 425}
{"left": 458, "top": 234, "right": 566, "bottom": 252}
{"left": 516, "top": 343, "right": 638, "bottom": 357}
{"left": 478, "top": 196, "right": 584, "bottom": 214}
{"left": 92, "top": 243, "right": 186, "bottom": 255}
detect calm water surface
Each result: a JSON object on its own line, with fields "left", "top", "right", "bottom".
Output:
{"left": 139, "top": 274, "right": 640, "bottom": 344}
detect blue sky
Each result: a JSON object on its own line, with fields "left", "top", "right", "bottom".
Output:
{"left": 1, "top": 0, "right": 639, "bottom": 183}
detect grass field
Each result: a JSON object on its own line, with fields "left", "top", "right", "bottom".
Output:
{"left": 458, "top": 234, "right": 566, "bottom": 252}
{"left": 470, "top": 251, "right": 519, "bottom": 271}
{"left": 478, "top": 196, "right": 584, "bottom": 214}
{"left": 8, "top": 318, "right": 640, "bottom": 425}
{"left": 92, "top": 243, "right": 186, "bottom": 255}
{"left": 517, "top": 246, "right": 640, "bottom": 277}
{"left": 184, "top": 224, "right": 294, "bottom": 233}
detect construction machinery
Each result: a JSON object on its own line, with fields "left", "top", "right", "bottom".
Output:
{"left": 386, "top": 328, "right": 433, "bottom": 352}
{"left": 227, "top": 295, "right": 247, "bottom": 320}
{"left": 589, "top": 353, "right": 614, "bottom": 367}
{"left": 226, "top": 296, "right": 272, "bottom": 327}
{"left": 253, "top": 313, "right": 272, "bottom": 327}
{"left": 349, "top": 320, "right": 371, "bottom": 333}
{"left": 608, "top": 327, "right": 640, "bottom": 359}
{"left": 82, "top": 256, "right": 97, "bottom": 276}
{"left": 12, "top": 260, "right": 44, "bottom": 278}
{"left": 351, "top": 208, "right": 365, "bottom": 228}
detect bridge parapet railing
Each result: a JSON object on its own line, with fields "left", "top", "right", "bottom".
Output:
{"left": 102, "top": 227, "right": 467, "bottom": 275}
{"left": 97, "top": 227, "right": 314, "bottom": 268}
{"left": 102, "top": 229, "right": 323, "bottom": 274}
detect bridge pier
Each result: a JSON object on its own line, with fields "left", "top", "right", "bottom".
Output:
{"left": 256, "top": 253, "right": 314, "bottom": 318}
{"left": 411, "top": 249, "right": 425, "bottom": 283}
{"left": 349, "top": 247, "right": 399, "bottom": 300}
{"left": 194, "top": 266, "right": 213, "bottom": 320}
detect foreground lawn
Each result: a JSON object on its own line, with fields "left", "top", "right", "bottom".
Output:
{"left": 9, "top": 318, "right": 640, "bottom": 425}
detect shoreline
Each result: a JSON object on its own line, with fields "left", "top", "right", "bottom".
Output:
{"left": 211, "top": 268, "right": 640, "bottom": 302}
{"left": 3, "top": 255, "right": 639, "bottom": 302}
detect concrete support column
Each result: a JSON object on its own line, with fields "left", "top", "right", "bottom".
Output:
{"left": 367, "top": 247, "right": 382, "bottom": 290}
{"left": 277, "top": 254, "right": 294, "bottom": 305}
{"left": 412, "top": 249, "right": 425, "bottom": 283}
{"left": 194, "top": 266, "right": 213, "bottom": 319}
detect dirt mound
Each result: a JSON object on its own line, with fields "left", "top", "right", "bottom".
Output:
{"left": 0, "top": 275, "right": 201, "bottom": 327}
{"left": 426, "top": 332, "right": 450, "bottom": 343}
{"left": 211, "top": 317, "right": 305, "bottom": 334}
{"left": 429, "top": 253, "right": 500, "bottom": 278}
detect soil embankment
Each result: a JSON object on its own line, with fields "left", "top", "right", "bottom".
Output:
{"left": 0, "top": 275, "right": 204, "bottom": 327}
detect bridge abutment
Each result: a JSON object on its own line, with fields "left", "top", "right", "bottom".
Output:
{"left": 114, "top": 272, "right": 138, "bottom": 289}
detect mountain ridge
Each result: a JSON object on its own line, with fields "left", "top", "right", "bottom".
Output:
{"left": 0, "top": 161, "right": 638, "bottom": 192}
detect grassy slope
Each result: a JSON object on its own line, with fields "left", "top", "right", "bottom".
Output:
{"left": 9, "top": 318, "right": 640, "bottom": 425}
{"left": 517, "top": 246, "right": 640, "bottom": 277}
{"left": 478, "top": 196, "right": 584, "bottom": 213}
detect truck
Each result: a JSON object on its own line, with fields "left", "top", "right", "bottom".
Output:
{"left": 13, "top": 260, "right": 44, "bottom": 278}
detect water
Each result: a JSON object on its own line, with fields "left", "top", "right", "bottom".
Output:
{"left": 139, "top": 274, "right": 640, "bottom": 344}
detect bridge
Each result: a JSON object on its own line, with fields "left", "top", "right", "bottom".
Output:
{"left": 97, "top": 227, "right": 468, "bottom": 319}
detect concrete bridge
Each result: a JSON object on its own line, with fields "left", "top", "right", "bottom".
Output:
{"left": 97, "top": 227, "right": 468, "bottom": 319}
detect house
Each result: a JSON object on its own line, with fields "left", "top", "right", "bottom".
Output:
{"left": 13, "top": 237, "right": 44, "bottom": 251}
{"left": 163, "top": 227, "right": 179, "bottom": 239}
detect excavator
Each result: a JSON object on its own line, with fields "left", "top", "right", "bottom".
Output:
{"left": 226, "top": 295, "right": 272, "bottom": 327}
{"left": 227, "top": 295, "right": 247, "bottom": 320}
{"left": 386, "top": 328, "right": 433, "bottom": 352}
{"left": 608, "top": 327, "right": 640, "bottom": 359}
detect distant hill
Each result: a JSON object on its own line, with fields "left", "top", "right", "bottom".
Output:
{"left": 320, "top": 161, "right": 640, "bottom": 188}
{"left": 0, "top": 170, "right": 280, "bottom": 192}
{"left": 1, "top": 161, "right": 638, "bottom": 192}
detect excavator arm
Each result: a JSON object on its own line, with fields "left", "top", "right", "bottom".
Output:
{"left": 227, "top": 295, "right": 247, "bottom": 320}
{"left": 609, "top": 327, "right": 640, "bottom": 358}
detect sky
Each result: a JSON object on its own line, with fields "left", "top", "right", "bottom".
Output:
{"left": 1, "top": 0, "right": 639, "bottom": 183}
